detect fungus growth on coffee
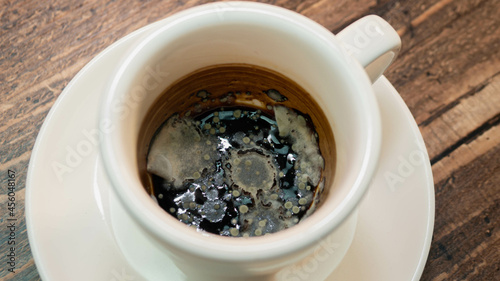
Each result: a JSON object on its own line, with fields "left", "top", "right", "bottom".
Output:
{"left": 147, "top": 89, "right": 325, "bottom": 237}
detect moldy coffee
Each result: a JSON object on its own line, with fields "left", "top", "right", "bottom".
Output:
{"left": 138, "top": 64, "right": 336, "bottom": 237}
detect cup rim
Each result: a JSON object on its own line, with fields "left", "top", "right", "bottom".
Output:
{"left": 100, "top": 1, "right": 382, "bottom": 263}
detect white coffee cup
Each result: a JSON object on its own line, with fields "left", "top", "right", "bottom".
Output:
{"left": 100, "top": 2, "right": 400, "bottom": 280}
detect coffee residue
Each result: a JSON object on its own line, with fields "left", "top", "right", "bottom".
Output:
{"left": 147, "top": 90, "right": 325, "bottom": 237}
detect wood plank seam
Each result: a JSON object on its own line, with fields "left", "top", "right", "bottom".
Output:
{"left": 431, "top": 122, "right": 500, "bottom": 184}
{"left": 419, "top": 70, "right": 500, "bottom": 127}
{"left": 430, "top": 113, "right": 500, "bottom": 164}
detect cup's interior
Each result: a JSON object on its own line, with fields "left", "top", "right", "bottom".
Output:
{"left": 102, "top": 4, "right": 379, "bottom": 261}
{"left": 136, "top": 63, "right": 336, "bottom": 204}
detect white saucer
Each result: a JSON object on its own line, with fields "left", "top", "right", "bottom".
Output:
{"left": 26, "top": 19, "right": 434, "bottom": 281}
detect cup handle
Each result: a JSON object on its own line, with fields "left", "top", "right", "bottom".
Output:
{"left": 336, "top": 15, "right": 401, "bottom": 83}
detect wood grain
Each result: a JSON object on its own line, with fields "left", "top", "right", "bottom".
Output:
{"left": 1, "top": 0, "right": 499, "bottom": 280}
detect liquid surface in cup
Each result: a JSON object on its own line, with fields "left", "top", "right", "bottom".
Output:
{"left": 139, "top": 64, "right": 335, "bottom": 237}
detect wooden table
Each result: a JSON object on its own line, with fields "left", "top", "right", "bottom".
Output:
{"left": 1, "top": 0, "right": 498, "bottom": 280}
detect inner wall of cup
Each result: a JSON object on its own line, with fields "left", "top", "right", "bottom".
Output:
{"left": 110, "top": 11, "right": 372, "bottom": 239}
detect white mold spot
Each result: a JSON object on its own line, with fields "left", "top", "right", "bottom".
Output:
{"left": 274, "top": 105, "right": 324, "bottom": 186}
{"left": 147, "top": 115, "right": 217, "bottom": 189}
